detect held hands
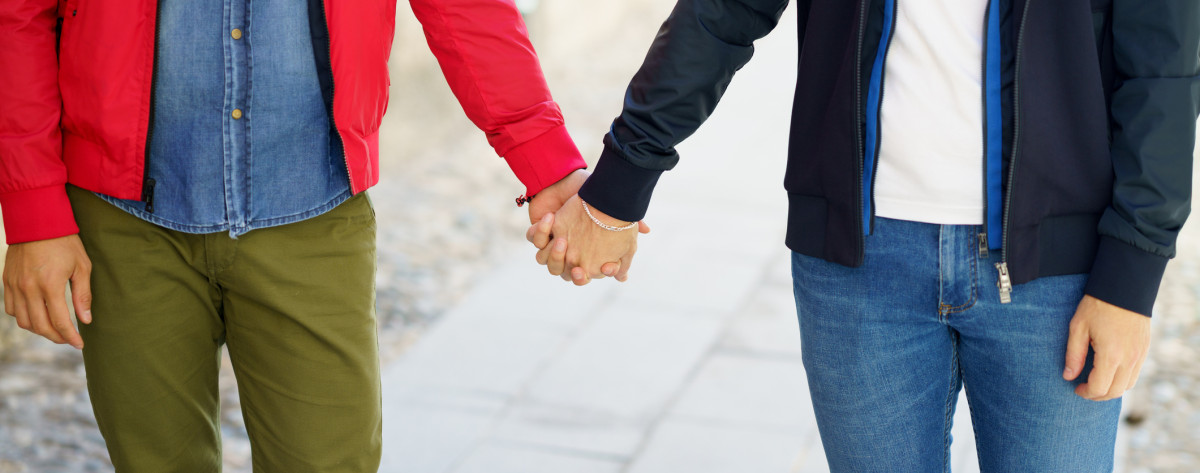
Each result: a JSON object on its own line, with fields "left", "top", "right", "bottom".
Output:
{"left": 1064, "top": 295, "right": 1151, "bottom": 401}
{"left": 526, "top": 193, "right": 648, "bottom": 285}
{"left": 3, "top": 235, "right": 93, "bottom": 349}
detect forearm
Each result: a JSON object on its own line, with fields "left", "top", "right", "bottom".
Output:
{"left": 0, "top": 0, "right": 77, "bottom": 244}
{"left": 408, "top": 0, "right": 584, "bottom": 196}
{"left": 1084, "top": 0, "right": 1200, "bottom": 316}
{"left": 578, "top": 0, "right": 790, "bottom": 222}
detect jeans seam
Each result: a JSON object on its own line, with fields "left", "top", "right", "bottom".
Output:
{"left": 938, "top": 226, "right": 948, "bottom": 321}
{"left": 944, "top": 330, "right": 961, "bottom": 473}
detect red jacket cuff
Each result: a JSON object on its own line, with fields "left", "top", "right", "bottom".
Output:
{"left": 503, "top": 125, "right": 586, "bottom": 197}
{"left": 0, "top": 185, "right": 80, "bottom": 244}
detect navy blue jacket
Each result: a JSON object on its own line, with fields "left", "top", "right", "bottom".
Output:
{"left": 578, "top": 0, "right": 1200, "bottom": 316}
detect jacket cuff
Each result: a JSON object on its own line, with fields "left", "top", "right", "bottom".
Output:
{"left": 503, "top": 125, "right": 586, "bottom": 197}
{"left": 1083, "top": 236, "right": 1168, "bottom": 317}
{"left": 577, "top": 137, "right": 663, "bottom": 222}
{"left": 0, "top": 185, "right": 80, "bottom": 244}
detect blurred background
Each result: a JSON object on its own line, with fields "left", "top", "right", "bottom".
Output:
{"left": 1, "top": 1, "right": 1197, "bottom": 472}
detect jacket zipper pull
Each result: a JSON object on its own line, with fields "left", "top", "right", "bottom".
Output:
{"left": 995, "top": 262, "right": 1012, "bottom": 304}
{"left": 142, "top": 178, "right": 157, "bottom": 214}
{"left": 978, "top": 233, "right": 989, "bottom": 259}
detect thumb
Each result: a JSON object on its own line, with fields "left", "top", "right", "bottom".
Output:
{"left": 1063, "top": 318, "right": 1089, "bottom": 381}
{"left": 638, "top": 221, "right": 651, "bottom": 234}
{"left": 70, "top": 266, "right": 93, "bottom": 325}
{"left": 526, "top": 213, "right": 554, "bottom": 249}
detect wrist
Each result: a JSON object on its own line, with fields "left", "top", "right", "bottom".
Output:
{"left": 581, "top": 198, "right": 637, "bottom": 231}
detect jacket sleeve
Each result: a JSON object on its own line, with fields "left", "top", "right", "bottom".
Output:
{"left": 577, "top": 0, "right": 792, "bottom": 222}
{"left": 1084, "top": 1, "right": 1200, "bottom": 316}
{"left": 0, "top": 0, "right": 79, "bottom": 244}
{"left": 408, "top": 0, "right": 585, "bottom": 197}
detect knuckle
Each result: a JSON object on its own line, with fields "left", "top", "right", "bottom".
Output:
{"left": 16, "top": 319, "right": 31, "bottom": 330}
{"left": 1068, "top": 318, "right": 1085, "bottom": 331}
{"left": 37, "top": 273, "right": 59, "bottom": 286}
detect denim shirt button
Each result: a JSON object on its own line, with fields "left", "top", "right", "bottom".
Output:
{"left": 231, "top": 109, "right": 243, "bottom": 120}
{"left": 231, "top": 28, "right": 242, "bottom": 40}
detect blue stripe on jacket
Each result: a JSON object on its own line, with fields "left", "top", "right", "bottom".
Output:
{"left": 985, "top": 0, "right": 1005, "bottom": 249}
{"left": 862, "top": 0, "right": 896, "bottom": 236}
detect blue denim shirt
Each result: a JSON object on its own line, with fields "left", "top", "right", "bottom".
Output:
{"left": 101, "top": 0, "right": 351, "bottom": 237}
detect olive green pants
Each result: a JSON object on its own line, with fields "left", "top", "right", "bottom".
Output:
{"left": 69, "top": 186, "right": 381, "bottom": 472}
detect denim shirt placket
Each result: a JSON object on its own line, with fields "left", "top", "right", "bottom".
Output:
{"left": 224, "top": 0, "right": 251, "bottom": 235}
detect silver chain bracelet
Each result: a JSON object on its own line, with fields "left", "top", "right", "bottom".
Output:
{"left": 582, "top": 201, "right": 638, "bottom": 232}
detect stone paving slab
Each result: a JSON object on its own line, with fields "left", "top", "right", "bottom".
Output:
{"left": 489, "top": 402, "right": 647, "bottom": 458}
{"left": 524, "top": 306, "right": 727, "bottom": 418}
{"left": 452, "top": 443, "right": 623, "bottom": 473}
{"left": 624, "top": 419, "right": 812, "bottom": 473}
{"left": 670, "top": 353, "right": 813, "bottom": 430}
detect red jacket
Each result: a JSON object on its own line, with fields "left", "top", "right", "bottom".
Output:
{"left": 0, "top": 0, "right": 585, "bottom": 244}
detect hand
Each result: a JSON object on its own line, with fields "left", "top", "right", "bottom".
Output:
{"left": 528, "top": 195, "right": 646, "bottom": 285}
{"left": 526, "top": 210, "right": 651, "bottom": 283}
{"left": 526, "top": 169, "right": 589, "bottom": 225}
{"left": 3, "top": 235, "right": 93, "bottom": 349}
{"left": 1063, "top": 295, "right": 1151, "bottom": 401}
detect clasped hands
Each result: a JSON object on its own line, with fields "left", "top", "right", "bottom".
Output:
{"left": 523, "top": 170, "right": 648, "bottom": 285}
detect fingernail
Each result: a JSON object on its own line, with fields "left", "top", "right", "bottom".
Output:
{"left": 542, "top": 214, "right": 552, "bottom": 224}
{"left": 82, "top": 310, "right": 92, "bottom": 323}
{"left": 555, "top": 239, "right": 567, "bottom": 251}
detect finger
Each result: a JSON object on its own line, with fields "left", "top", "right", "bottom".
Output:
{"left": 1128, "top": 354, "right": 1147, "bottom": 390}
{"left": 586, "top": 261, "right": 608, "bottom": 280}
{"left": 600, "top": 261, "right": 621, "bottom": 278}
{"left": 1099, "top": 364, "right": 1134, "bottom": 401}
{"left": 547, "top": 238, "right": 568, "bottom": 276}
{"left": 9, "top": 288, "right": 30, "bottom": 331}
{"left": 1076, "top": 351, "right": 1118, "bottom": 400}
{"left": 3, "top": 281, "right": 12, "bottom": 316}
{"left": 25, "top": 294, "right": 67, "bottom": 345}
{"left": 571, "top": 266, "right": 590, "bottom": 286}
{"left": 44, "top": 286, "right": 83, "bottom": 349}
{"left": 71, "top": 267, "right": 93, "bottom": 325}
{"left": 616, "top": 251, "right": 636, "bottom": 282}
{"left": 637, "top": 221, "right": 651, "bottom": 234}
{"left": 1063, "top": 318, "right": 1090, "bottom": 381}
{"left": 526, "top": 214, "right": 554, "bottom": 249}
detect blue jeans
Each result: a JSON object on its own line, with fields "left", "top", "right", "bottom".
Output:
{"left": 792, "top": 217, "right": 1120, "bottom": 472}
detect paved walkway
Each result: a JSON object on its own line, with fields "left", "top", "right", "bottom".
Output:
{"left": 377, "top": 5, "right": 1127, "bottom": 472}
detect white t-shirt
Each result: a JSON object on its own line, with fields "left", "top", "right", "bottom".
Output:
{"left": 875, "top": 0, "right": 988, "bottom": 225}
